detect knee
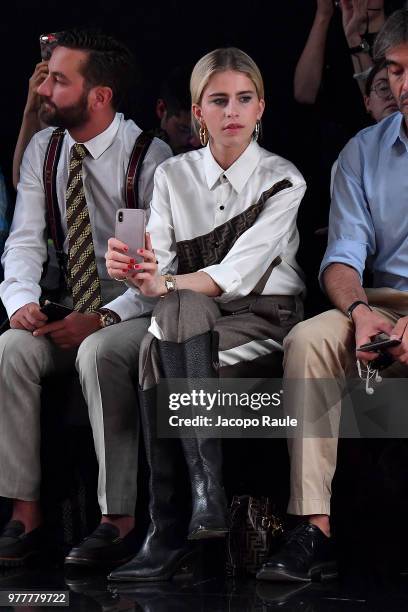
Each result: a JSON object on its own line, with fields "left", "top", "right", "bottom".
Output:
{"left": 0, "top": 329, "right": 47, "bottom": 375}
{"left": 76, "top": 328, "right": 134, "bottom": 376}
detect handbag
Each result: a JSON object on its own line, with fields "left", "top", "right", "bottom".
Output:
{"left": 226, "top": 495, "right": 284, "bottom": 577}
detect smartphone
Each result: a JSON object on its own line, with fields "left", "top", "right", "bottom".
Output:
{"left": 115, "top": 209, "right": 146, "bottom": 263}
{"left": 40, "top": 300, "right": 73, "bottom": 322}
{"left": 358, "top": 333, "right": 401, "bottom": 352}
{"left": 39, "top": 33, "right": 58, "bottom": 61}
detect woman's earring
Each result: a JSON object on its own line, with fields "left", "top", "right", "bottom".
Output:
{"left": 199, "top": 123, "right": 209, "bottom": 147}
{"left": 253, "top": 120, "right": 260, "bottom": 142}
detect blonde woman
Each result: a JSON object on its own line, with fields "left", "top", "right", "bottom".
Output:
{"left": 106, "top": 47, "right": 306, "bottom": 582}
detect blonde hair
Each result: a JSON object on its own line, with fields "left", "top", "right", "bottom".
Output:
{"left": 190, "top": 47, "right": 264, "bottom": 135}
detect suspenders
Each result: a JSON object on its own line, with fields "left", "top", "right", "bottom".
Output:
{"left": 42, "top": 127, "right": 153, "bottom": 289}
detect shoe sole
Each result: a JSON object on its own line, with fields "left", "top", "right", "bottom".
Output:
{"left": 0, "top": 551, "right": 40, "bottom": 568}
{"left": 188, "top": 528, "right": 228, "bottom": 540}
{"left": 107, "top": 551, "right": 196, "bottom": 582}
{"left": 64, "top": 554, "right": 133, "bottom": 569}
{"left": 256, "top": 561, "right": 338, "bottom": 583}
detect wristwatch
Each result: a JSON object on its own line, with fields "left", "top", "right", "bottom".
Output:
{"left": 346, "top": 300, "right": 372, "bottom": 320}
{"left": 349, "top": 39, "right": 370, "bottom": 55}
{"left": 163, "top": 274, "right": 177, "bottom": 294}
{"left": 97, "top": 308, "right": 121, "bottom": 328}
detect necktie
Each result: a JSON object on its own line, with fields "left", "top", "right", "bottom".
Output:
{"left": 66, "top": 143, "right": 102, "bottom": 313}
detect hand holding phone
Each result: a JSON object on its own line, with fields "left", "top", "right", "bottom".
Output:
{"left": 40, "top": 300, "right": 73, "bottom": 323}
{"left": 115, "top": 209, "right": 146, "bottom": 263}
{"left": 358, "top": 333, "right": 401, "bottom": 353}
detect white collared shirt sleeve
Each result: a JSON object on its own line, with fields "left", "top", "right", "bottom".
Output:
{"left": 0, "top": 137, "right": 48, "bottom": 318}
{"left": 200, "top": 180, "right": 306, "bottom": 301}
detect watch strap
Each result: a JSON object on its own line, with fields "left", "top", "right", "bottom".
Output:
{"left": 346, "top": 300, "right": 372, "bottom": 320}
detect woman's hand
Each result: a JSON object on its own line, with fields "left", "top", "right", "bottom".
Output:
{"left": 340, "top": 0, "right": 368, "bottom": 46}
{"left": 105, "top": 233, "right": 163, "bottom": 297}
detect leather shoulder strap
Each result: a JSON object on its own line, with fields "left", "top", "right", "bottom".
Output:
{"left": 125, "top": 131, "right": 154, "bottom": 209}
{"left": 43, "top": 128, "right": 65, "bottom": 252}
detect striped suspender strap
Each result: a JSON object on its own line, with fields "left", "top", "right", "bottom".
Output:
{"left": 125, "top": 131, "right": 154, "bottom": 208}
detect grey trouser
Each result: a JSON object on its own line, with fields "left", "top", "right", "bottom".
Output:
{"left": 140, "top": 289, "right": 302, "bottom": 389}
{"left": 0, "top": 317, "right": 150, "bottom": 515}
{"left": 283, "top": 304, "right": 406, "bottom": 517}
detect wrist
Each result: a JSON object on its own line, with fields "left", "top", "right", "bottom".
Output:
{"left": 316, "top": 12, "right": 333, "bottom": 25}
{"left": 347, "top": 301, "right": 372, "bottom": 323}
{"left": 347, "top": 33, "right": 363, "bottom": 46}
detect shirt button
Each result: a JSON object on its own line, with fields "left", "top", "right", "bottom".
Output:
{"left": 215, "top": 242, "right": 219, "bottom": 248}
{"left": 219, "top": 205, "right": 225, "bottom": 210}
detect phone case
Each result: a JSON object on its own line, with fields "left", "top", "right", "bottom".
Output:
{"left": 115, "top": 209, "right": 146, "bottom": 263}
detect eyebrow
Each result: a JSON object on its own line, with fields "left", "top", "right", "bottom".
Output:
{"left": 50, "top": 70, "right": 69, "bottom": 80}
{"left": 385, "top": 60, "right": 401, "bottom": 68}
{"left": 207, "top": 90, "right": 255, "bottom": 97}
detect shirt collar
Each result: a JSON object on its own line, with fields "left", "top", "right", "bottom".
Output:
{"left": 66, "top": 112, "right": 122, "bottom": 160}
{"left": 385, "top": 111, "right": 407, "bottom": 149}
{"left": 203, "top": 140, "right": 261, "bottom": 193}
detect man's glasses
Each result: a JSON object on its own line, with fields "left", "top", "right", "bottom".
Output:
{"left": 371, "top": 81, "right": 393, "bottom": 99}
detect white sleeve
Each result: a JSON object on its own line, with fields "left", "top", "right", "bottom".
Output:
{"left": 0, "top": 137, "right": 48, "bottom": 318}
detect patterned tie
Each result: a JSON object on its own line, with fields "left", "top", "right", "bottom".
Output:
{"left": 66, "top": 143, "right": 102, "bottom": 313}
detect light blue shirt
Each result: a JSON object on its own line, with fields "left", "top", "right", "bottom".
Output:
{"left": 320, "top": 112, "right": 408, "bottom": 291}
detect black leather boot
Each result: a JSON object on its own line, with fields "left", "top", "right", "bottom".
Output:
{"left": 108, "top": 387, "right": 194, "bottom": 582}
{"left": 158, "top": 331, "right": 228, "bottom": 540}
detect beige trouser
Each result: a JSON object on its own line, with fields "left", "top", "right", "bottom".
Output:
{"left": 283, "top": 298, "right": 407, "bottom": 517}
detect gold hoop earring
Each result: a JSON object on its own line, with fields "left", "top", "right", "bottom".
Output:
{"left": 253, "top": 120, "right": 260, "bottom": 142}
{"left": 199, "top": 124, "right": 209, "bottom": 147}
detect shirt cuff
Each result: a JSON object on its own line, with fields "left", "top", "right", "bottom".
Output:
{"left": 104, "top": 287, "right": 158, "bottom": 321}
{"left": 319, "top": 238, "right": 366, "bottom": 290}
{"left": 1, "top": 290, "right": 41, "bottom": 320}
{"left": 199, "top": 263, "right": 242, "bottom": 300}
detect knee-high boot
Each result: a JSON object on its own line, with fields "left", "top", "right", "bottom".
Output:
{"left": 108, "top": 387, "right": 194, "bottom": 582}
{"left": 158, "top": 331, "right": 228, "bottom": 540}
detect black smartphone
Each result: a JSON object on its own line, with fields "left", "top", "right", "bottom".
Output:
{"left": 40, "top": 300, "right": 73, "bottom": 322}
{"left": 358, "top": 333, "right": 401, "bottom": 352}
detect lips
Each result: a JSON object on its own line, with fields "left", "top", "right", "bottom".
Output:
{"left": 223, "top": 124, "right": 244, "bottom": 130}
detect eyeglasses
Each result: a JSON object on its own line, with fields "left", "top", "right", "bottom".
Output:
{"left": 371, "top": 81, "right": 393, "bottom": 99}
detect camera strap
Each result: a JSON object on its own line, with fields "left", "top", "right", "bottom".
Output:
{"left": 43, "top": 127, "right": 154, "bottom": 287}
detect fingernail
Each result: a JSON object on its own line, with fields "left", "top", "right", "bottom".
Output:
{"left": 122, "top": 269, "right": 128, "bottom": 273}
{"left": 123, "top": 246, "right": 128, "bottom": 252}
{"left": 134, "top": 264, "right": 141, "bottom": 269}
{"left": 127, "top": 264, "right": 133, "bottom": 269}
{"left": 138, "top": 249, "right": 144, "bottom": 254}
{"left": 130, "top": 258, "right": 135, "bottom": 264}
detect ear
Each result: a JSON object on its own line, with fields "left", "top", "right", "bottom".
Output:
{"left": 192, "top": 103, "right": 203, "bottom": 124}
{"left": 257, "top": 98, "right": 265, "bottom": 121}
{"left": 363, "top": 94, "right": 371, "bottom": 115}
{"left": 156, "top": 98, "right": 167, "bottom": 119}
{"left": 89, "top": 86, "right": 113, "bottom": 111}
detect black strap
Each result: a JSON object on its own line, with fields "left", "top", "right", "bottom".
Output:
{"left": 42, "top": 128, "right": 153, "bottom": 285}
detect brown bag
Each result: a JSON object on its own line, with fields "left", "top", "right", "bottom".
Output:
{"left": 226, "top": 495, "right": 284, "bottom": 577}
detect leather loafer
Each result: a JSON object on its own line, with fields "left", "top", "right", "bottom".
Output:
{"left": 0, "top": 521, "right": 42, "bottom": 567}
{"left": 64, "top": 523, "right": 136, "bottom": 568}
{"left": 256, "top": 523, "right": 338, "bottom": 583}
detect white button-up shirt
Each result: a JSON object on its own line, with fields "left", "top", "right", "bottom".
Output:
{"left": 148, "top": 140, "right": 306, "bottom": 302}
{"left": 0, "top": 113, "right": 171, "bottom": 319}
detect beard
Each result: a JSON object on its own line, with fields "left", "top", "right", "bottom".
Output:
{"left": 39, "top": 90, "right": 90, "bottom": 129}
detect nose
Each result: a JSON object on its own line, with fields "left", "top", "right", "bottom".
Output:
{"left": 225, "top": 99, "right": 239, "bottom": 117}
{"left": 37, "top": 74, "right": 51, "bottom": 97}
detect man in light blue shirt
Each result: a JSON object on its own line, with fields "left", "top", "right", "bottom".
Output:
{"left": 257, "top": 8, "right": 408, "bottom": 584}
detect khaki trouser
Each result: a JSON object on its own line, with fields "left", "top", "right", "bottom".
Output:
{"left": 283, "top": 292, "right": 408, "bottom": 516}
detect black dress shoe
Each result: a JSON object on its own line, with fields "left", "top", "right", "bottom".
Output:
{"left": 0, "top": 521, "right": 42, "bottom": 567}
{"left": 64, "top": 523, "right": 135, "bottom": 568}
{"left": 256, "top": 523, "right": 338, "bottom": 583}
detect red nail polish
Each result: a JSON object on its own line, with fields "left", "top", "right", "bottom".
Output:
{"left": 122, "top": 269, "right": 128, "bottom": 273}
{"left": 134, "top": 264, "right": 141, "bottom": 269}
{"left": 130, "top": 258, "right": 135, "bottom": 264}
{"left": 128, "top": 264, "right": 133, "bottom": 269}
